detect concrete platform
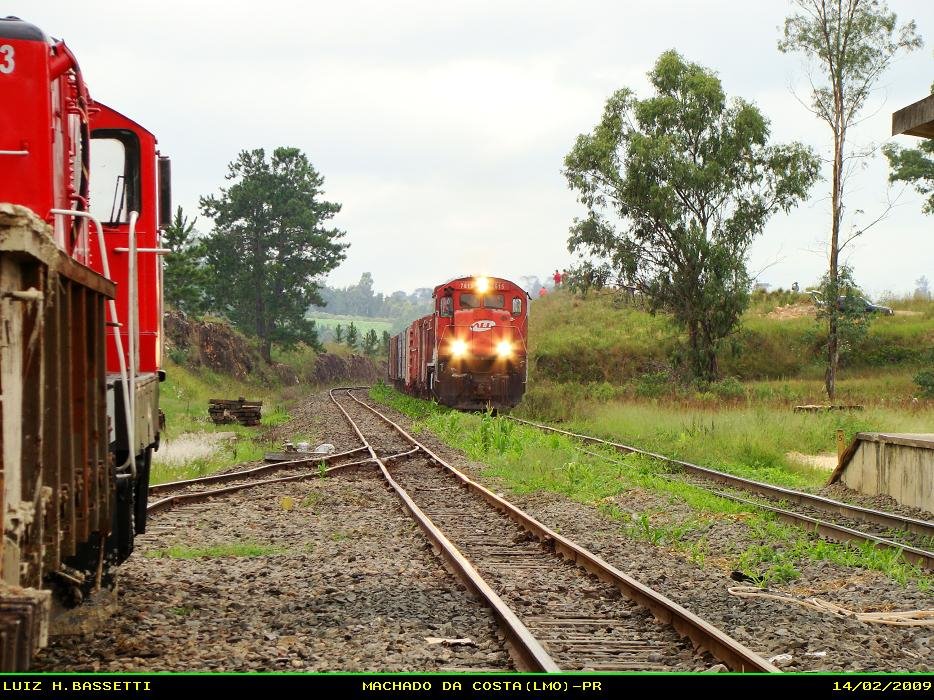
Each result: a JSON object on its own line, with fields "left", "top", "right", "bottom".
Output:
{"left": 830, "top": 433, "right": 934, "bottom": 514}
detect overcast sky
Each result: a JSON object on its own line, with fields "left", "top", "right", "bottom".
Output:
{"left": 14, "top": 1, "right": 934, "bottom": 298}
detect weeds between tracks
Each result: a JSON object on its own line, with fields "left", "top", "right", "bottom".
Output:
{"left": 367, "top": 383, "right": 933, "bottom": 589}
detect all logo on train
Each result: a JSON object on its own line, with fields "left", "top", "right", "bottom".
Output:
{"left": 470, "top": 320, "right": 496, "bottom": 332}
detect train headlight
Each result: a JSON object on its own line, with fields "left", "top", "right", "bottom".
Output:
{"left": 475, "top": 276, "right": 489, "bottom": 293}
{"left": 496, "top": 340, "right": 513, "bottom": 357}
{"left": 451, "top": 339, "right": 468, "bottom": 357}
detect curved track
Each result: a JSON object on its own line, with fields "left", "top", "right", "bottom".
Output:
{"left": 329, "top": 388, "right": 777, "bottom": 673}
{"left": 506, "top": 417, "right": 934, "bottom": 570}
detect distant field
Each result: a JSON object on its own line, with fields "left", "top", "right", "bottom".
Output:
{"left": 307, "top": 314, "right": 394, "bottom": 336}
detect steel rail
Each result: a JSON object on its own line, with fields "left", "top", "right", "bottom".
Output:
{"left": 146, "top": 457, "right": 382, "bottom": 515}
{"left": 709, "top": 490, "right": 934, "bottom": 569}
{"left": 565, "top": 444, "right": 934, "bottom": 569}
{"left": 339, "top": 389, "right": 777, "bottom": 673}
{"left": 149, "top": 446, "right": 370, "bottom": 496}
{"left": 507, "top": 417, "right": 934, "bottom": 541}
{"left": 327, "top": 389, "right": 559, "bottom": 673}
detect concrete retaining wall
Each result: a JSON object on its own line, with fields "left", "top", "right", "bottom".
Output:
{"left": 833, "top": 434, "right": 934, "bottom": 514}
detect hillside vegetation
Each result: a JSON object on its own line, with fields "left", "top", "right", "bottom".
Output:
{"left": 528, "top": 288, "right": 934, "bottom": 406}
{"left": 155, "top": 311, "right": 385, "bottom": 484}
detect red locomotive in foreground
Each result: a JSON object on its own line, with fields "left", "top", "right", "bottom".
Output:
{"left": 0, "top": 16, "right": 168, "bottom": 667}
{"left": 389, "top": 276, "right": 528, "bottom": 411}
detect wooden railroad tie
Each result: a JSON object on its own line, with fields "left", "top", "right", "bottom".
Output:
{"left": 208, "top": 397, "right": 263, "bottom": 426}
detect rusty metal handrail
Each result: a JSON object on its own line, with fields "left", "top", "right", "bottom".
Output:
{"left": 51, "top": 207, "right": 135, "bottom": 478}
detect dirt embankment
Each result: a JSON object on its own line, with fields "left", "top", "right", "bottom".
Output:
{"left": 765, "top": 302, "right": 818, "bottom": 320}
{"left": 164, "top": 310, "right": 383, "bottom": 385}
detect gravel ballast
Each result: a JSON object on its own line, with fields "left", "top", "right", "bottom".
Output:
{"left": 36, "top": 466, "right": 511, "bottom": 671}
{"left": 351, "top": 392, "right": 934, "bottom": 673}
{"left": 35, "top": 389, "right": 934, "bottom": 672}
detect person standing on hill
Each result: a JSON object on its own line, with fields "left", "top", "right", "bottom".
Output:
{"left": 553, "top": 269, "right": 562, "bottom": 287}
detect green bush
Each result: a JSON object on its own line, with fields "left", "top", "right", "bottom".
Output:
{"left": 168, "top": 347, "right": 189, "bottom": 365}
{"left": 710, "top": 376, "right": 746, "bottom": 400}
{"left": 915, "top": 369, "right": 934, "bottom": 398}
{"left": 590, "top": 381, "right": 618, "bottom": 402}
{"left": 633, "top": 371, "right": 670, "bottom": 397}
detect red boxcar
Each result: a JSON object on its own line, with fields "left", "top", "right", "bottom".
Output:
{"left": 0, "top": 16, "right": 169, "bottom": 667}
{"left": 389, "top": 276, "right": 528, "bottom": 410}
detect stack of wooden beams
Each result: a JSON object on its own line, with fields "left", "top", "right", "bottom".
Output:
{"left": 208, "top": 398, "right": 263, "bottom": 426}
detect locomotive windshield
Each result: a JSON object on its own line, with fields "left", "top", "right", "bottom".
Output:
{"left": 89, "top": 130, "right": 141, "bottom": 224}
{"left": 460, "top": 293, "right": 506, "bottom": 309}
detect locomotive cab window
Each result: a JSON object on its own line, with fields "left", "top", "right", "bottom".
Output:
{"left": 439, "top": 295, "right": 453, "bottom": 317}
{"left": 459, "top": 293, "right": 480, "bottom": 309}
{"left": 512, "top": 297, "right": 522, "bottom": 315}
{"left": 483, "top": 294, "right": 505, "bottom": 309}
{"left": 89, "top": 130, "right": 141, "bottom": 225}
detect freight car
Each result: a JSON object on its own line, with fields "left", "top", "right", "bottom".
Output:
{"left": 0, "top": 16, "right": 169, "bottom": 667}
{"left": 389, "top": 276, "right": 528, "bottom": 411}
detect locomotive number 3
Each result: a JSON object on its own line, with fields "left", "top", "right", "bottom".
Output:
{"left": 0, "top": 45, "right": 14, "bottom": 74}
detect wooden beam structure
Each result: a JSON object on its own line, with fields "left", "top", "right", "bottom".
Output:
{"left": 892, "top": 93, "right": 934, "bottom": 139}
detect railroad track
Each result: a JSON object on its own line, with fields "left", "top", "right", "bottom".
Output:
{"left": 329, "top": 388, "right": 777, "bottom": 673}
{"left": 146, "top": 445, "right": 420, "bottom": 514}
{"left": 506, "top": 417, "right": 934, "bottom": 570}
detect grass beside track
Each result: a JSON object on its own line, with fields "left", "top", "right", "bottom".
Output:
{"left": 154, "top": 360, "right": 294, "bottom": 485}
{"left": 368, "top": 383, "right": 933, "bottom": 590}
{"left": 521, "top": 401, "right": 934, "bottom": 491}
{"left": 144, "top": 542, "right": 290, "bottom": 559}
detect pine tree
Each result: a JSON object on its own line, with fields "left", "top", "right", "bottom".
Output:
{"left": 162, "top": 206, "right": 207, "bottom": 314}
{"left": 200, "top": 147, "right": 348, "bottom": 360}
{"left": 362, "top": 329, "right": 379, "bottom": 356}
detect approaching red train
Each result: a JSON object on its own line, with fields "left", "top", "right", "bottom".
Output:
{"left": 0, "top": 16, "right": 168, "bottom": 667}
{"left": 389, "top": 276, "right": 529, "bottom": 411}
